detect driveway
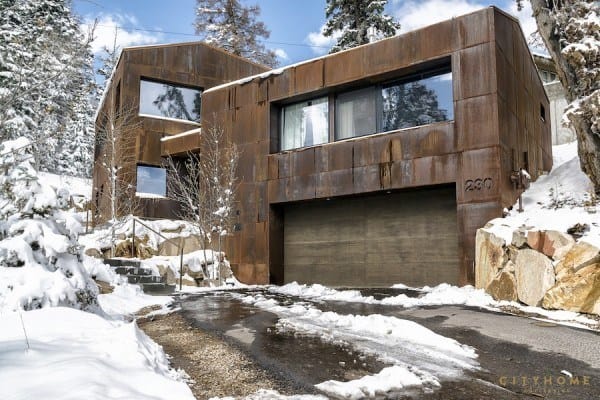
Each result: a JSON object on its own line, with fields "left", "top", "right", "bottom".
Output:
{"left": 178, "top": 288, "right": 600, "bottom": 399}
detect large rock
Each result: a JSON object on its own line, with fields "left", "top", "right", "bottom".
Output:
{"left": 156, "top": 264, "right": 177, "bottom": 285}
{"left": 114, "top": 235, "right": 156, "bottom": 259}
{"left": 158, "top": 235, "right": 203, "bottom": 256}
{"left": 85, "top": 248, "right": 103, "bottom": 258}
{"left": 515, "top": 249, "right": 556, "bottom": 306}
{"left": 511, "top": 229, "right": 528, "bottom": 248}
{"left": 486, "top": 271, "right": 518, "bottom": 302}
{"left": 555, "top": 241, "right": 600, "bottom": 280}
{"left": 543, "top": 263, "right": 600, "bottom": 315}
{"left": 527, "top": 230, "right": 575, "bottom": 260}
{"left": 475, "top": 229, "right": 506, "bottom": 289}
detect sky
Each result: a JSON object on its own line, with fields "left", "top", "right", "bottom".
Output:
{"left": 74, "top": 0, "right": 540, "bottom": 67}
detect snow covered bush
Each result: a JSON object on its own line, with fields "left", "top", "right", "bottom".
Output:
{"left": 0, "top": 138, "right": 98, "bottom": 312}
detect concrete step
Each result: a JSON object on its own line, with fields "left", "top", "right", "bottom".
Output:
{"left": 104, "top": 258, "right": 142, "bottom": 268}
{"left": 127, "top": 275, "right": 163, "bottom": 284}
{"left": 141, "top": 283, "right": 176, "bottom": 295}
{"left": 113, "top": 266, "right": 154, "bottom": 276}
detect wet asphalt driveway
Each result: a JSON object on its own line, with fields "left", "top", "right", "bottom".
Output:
{"left": 178, "top": 288, "right": 600, "bottom": 399}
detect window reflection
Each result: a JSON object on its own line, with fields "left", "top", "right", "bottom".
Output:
{"left": 382, "top": 72, "right": 453, "bottom": 132}
{"left": 136, "top": 165, "right": 166, "bottom": 196}
{"left": 280, "top": 97, "right": 328, "bottom": 151}
{"left": 139, "top": 79, "right": 202, "bottom": 122}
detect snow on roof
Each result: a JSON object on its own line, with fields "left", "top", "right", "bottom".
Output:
{"left": 160, "top": 127, "right": 202, "bottom": 142}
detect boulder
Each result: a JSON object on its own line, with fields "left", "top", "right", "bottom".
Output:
{"left": 475, "top": 229, "right": 506, "bottom": 289}
{"left": 511, "top": 229, "right": 528, "bottom": 248}
{"left": 555, "top": 241, "right": 600, "bottom": 281}
{"left": 158, "top": 235, "right": 203, "bottom": 256}
{"left": 486, "top": 271, "right": 518, "bottom": 302}
{"left": 156, "top": 264, "right": 177, "bottom": 285}
{"left": 113, "top": 235, "right": 156, "bottom": 259}
{"left": 183, "top": 264, "right": 207, "bottom": 280}
{"left": 526, "top": 230, "right": 575, "bottom": 260}
{"left": 85, "top": 248, "right": 103, "bottom": 258}
{"left": 515, "top": 249, "right": 555, "bottom": 306}
{"left": 543, "top": 263, "right": 600, "bottom": 315}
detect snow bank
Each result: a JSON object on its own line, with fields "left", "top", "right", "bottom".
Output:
{"left": 484, "top": 141, "right": 600, "bottom": 248}
{"left": 97, "top": 284, "right": 172, "bottom": 318}
{"left": 0, "top": 307, "right": 194, "bottom": 400}
{"left": 316, "top": 366, "right": 430, "bottom": 400}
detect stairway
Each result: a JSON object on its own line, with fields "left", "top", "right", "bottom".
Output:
{"left": 104, "top": 258, "right": 175, "bottom": 295}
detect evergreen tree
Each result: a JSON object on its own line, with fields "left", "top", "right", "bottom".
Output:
{"left": 195, "top": 0, "right": 278, "bottom": 67}
{"left": 0, "top": 0, "right": 95, "bottom": 177}
{"left": 324, "top": 0, "right": 400, "bottom": 53}
{"left": 0, "top": 138, "right": 98, "bottom": 311}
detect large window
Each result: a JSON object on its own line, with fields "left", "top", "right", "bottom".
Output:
{"left": 136, "top": 165, "right": 166, "bottom": 197}
{"left": 139, "top": 79, "right": 202, "bottom": 122}
{"left": 336, "top": 88, "right": 377, "bottom": 140}
{"left": 280, "top": 97, "right": 329, "bottom": 151}
{"left": 277, "top": 64, "right": 453, "bottom": 151}
{"left": 381, "top": 71, "right": 453, "bottom": 132}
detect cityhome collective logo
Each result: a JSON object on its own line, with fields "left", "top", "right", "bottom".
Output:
{"left": 499, "top": 374, "right": 591, "bottom": 396}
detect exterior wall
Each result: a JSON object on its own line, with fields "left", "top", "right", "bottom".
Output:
{"left": 201, "top": 7, "right": 552, "bottom": 286}
{"left": 92, "top": 42, "right": 268, "bottom": 224}
{"left": 545, "top": 81, "right": 576, "bottom": 145}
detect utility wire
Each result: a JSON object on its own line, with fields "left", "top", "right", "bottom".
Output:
{"left": 91, "top": 23, "right": 330, "bottom": 49}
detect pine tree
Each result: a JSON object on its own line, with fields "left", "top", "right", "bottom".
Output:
{"left": 0, "top": 0, "right": 96, "bottom": 177}
{"left": 519, "top": 0, "right": 600, "bottom": 192}
{"left": 324, "top": 0, "right": 400, "bottom": 53}
{"left": 195, "top": 0, "right": 277, "bottom": 67}
{"left": 0, "top": 138, "right": 98, "bottom": 312}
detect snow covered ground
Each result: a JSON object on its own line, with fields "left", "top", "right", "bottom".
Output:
{"left": 485, "top": 141, "right": 599, "bottom": 248}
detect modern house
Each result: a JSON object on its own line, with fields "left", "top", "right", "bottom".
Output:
{"left": 92, "top": 42, "right": 268, "bottom": 224}
{"left": 533, "top": 54, "right": 576, "bottom": 145}
{"left": 93, "top": 7, "right": 552, "bottom": 288}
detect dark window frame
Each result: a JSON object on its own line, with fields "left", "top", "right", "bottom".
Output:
{"left": 274, "top": 61, "right": 453, "bottom": 152}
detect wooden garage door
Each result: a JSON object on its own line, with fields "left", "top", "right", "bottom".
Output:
{"left": 283, "top": 186, "right": 459, "bottom": 287}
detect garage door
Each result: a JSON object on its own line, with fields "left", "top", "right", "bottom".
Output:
{"left": 283, "top": 186, "right": 459, "bottom": 287}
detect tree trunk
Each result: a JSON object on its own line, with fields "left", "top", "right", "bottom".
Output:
{"left": 529, "top": 0, "right": 600, "bottom": 192}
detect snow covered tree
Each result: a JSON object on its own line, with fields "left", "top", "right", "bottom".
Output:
{"left": 0, "top": 0, "right": 96, "bottom": 177}
{"left": 324, "top": 0, "right": 400, "bottom": 53}
{"left": 165, "top": 124, "right": 239, "bottom": 281}
{"left": 0, "top": 138, "right": 98, "bottom": 312}
{"left": 519, "top": 0, "right": 600, "bottom": 192}
{"left": 195, "top": 0, "right": 278, "bottom": 67}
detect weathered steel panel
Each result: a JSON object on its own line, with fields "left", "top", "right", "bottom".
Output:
{"left": 455, "top": 95, "right": 499, "bottom": 151}
{"left": 294, "top": 60, "right": 324, "bottom": 95}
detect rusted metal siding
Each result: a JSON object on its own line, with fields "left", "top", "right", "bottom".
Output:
{"left": 201, "top": 7, "right": 551, "bottom": 287}
{"left": 92, "top": 42, "right": 268, "bottom": 224}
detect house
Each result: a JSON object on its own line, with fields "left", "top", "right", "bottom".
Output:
{"left": 533, "top": 54, "right": 577, "bottom": 145}
{"left": 91, "top": 42, "right": 268, "bottom": 224}
{"left": 93, "top": 7, "right": 552, "bottom": 288}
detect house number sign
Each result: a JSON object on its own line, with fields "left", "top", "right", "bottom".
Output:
{"left": 464, "top": 178, "right": 493, "bottom": 191}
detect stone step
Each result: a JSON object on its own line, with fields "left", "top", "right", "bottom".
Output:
{"left": 104, "top": 258, "right": 142, "bottom": 268}
{"left": 141, "top": 283, "right": 176, "bottom": 295}
{"left": 127, "top": 275, "right": 163, "bottom": 284}
{"left": 113, "top": 266, "right": 154, "bottom": 276}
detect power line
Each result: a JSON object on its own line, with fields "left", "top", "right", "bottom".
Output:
{"left": 91, "top": 22, "right": 329, "bottom": 49}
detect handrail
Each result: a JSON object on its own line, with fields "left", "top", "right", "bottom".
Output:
{"left": 130, "top": 216, "right": 185, "bottom": 290}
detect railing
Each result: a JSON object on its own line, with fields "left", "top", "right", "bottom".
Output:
{"left": 131, "top": 217, "right": 185, "bottom": 290}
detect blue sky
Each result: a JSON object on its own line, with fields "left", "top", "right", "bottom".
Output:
{"left": 74, "top": 0, "right": 538, "bottom": 66}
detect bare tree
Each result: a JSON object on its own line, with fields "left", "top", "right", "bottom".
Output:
{"left": 165, "top": 124, "right": 239, "bottom": 282}
{"left": 93, "top": 103, "right": 140, "bottom": 256}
